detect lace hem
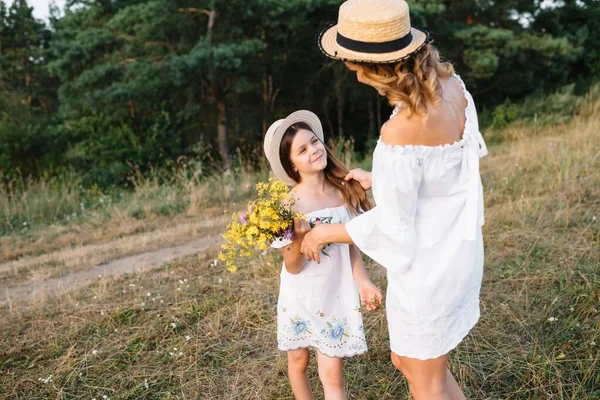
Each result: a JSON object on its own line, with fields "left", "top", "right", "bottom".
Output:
{"left": 278, "top": 344, "right": 368, "bottom": 359}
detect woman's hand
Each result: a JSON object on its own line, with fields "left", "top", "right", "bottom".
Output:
{"left": 357, "top": 281, "right": 384, "bottom": 311}
{"left": 300, "top": 225, "right": 326, "bottom": 263}
{"left": 344, "top": 168, "right": 372, "bottom": 191}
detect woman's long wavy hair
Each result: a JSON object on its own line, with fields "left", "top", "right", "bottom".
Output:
{"left": 349, "top": 44, "right": 455, "bottom": 118}
{"left": 279, "top": 122, "right": 371, "bottom": 216}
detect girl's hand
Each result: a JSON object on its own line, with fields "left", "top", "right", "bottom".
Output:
{"left": 293, "top": 218, "right": 311, "bottom": 239}
{"left": 358, "top": 281, "right": 383, "bottom": 311}
{"left": 344, "top": 168, "right": 372, "bottom": 191}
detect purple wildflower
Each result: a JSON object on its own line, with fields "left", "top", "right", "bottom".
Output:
{"left": 283, "top": 227, "right": 294, "bottom": 241}
{"left": 239, "top": 212, "right": 248, "bottom": 225}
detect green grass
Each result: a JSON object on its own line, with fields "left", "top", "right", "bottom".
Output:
{"left": 0, "top": 99, "right": 599, "bottom": 399}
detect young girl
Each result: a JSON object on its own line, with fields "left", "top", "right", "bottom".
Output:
{"left": 264, "top": 110, "right": 383, "bottom": 400}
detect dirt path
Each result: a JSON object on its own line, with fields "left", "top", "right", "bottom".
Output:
{"left": 0, "top": 220, "right": 226, "bottom": 307}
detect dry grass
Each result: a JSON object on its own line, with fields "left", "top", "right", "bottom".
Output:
{"left": 0, "top": 216, "right": 228, "bottom": 289}
{"left": 0, "top": 167, "right": 268, "bottom": 262}
{"left": 0, "top": 110, "right": 599, "bottom": 398}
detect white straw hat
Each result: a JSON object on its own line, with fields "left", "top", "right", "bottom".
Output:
{"left": 263, "top": 110, "right": 324, "bottom": 186}
{"left": 317, "top": 0, "right": 431, "bottom": 64}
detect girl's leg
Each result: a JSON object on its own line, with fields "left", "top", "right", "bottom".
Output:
{"left": 288, "top": 348, "right": 313, "bottom": 400}
{"left": 316, "top": 350, "right": 346, "bottom": 400}
{"left": 391, "top": 352, "right": 466, "bottom": 400}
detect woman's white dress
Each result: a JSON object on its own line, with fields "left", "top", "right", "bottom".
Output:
{"left": 345, "top": 74, "right": 487, "bottom": 360}
{"left": 272, "top": 205, "right": 367, "bottom": 358}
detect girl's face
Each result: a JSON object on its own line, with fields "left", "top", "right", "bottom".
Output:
{"left": 289, "top": 129, "right": 327, "bottom": 176}
{"left": 345, "top": 62, "right": 387, "bottom": 96}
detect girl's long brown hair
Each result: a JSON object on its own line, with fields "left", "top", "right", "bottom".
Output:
{"left": 279, "top": 122, "right": 371, "bottom": 215}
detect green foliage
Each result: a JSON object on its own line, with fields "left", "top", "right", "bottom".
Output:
{"left": 0, "top": 0, "right": 599, "bottom": 186}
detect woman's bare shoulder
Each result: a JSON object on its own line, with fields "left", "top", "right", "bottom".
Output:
{"left": 380, "top": 110, "right": 425, "bottom": 146}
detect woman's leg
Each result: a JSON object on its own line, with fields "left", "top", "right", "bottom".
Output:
{"left": 391, "top": 352, "right": 466, "bottom": 400}
{"left": 446, "top": 369, "right": 466, "bottom": 400}
{"left": 316, "top": 350, "right": 346, "bottom": 400}
{"left": 288, "top": 348, "right": 313, "bottom": 400}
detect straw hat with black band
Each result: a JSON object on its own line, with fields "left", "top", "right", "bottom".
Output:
{"left": 317, "top": 0, "right": 432, "bottom": 64}
{"left": 264, "top": 110, "right": 324, "bottom": 186}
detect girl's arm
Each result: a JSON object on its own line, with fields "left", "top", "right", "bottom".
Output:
{"left": 281, "top": 218, "right": 310, "bottom": 274}
{"left": 349, "top": 244, "right": 383, "bottom": 311}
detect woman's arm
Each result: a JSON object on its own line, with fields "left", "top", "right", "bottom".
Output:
{"left": 300, "top": 223, "right": 352, "bottom": 264}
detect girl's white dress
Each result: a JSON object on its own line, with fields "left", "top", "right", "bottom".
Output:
{"left": 272, "top": 204, "right": 367, "bottom": 358}
{"left": 345, "top": 74, "right": 487, "bottom": 360}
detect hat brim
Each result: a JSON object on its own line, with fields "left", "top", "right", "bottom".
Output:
{"left": 318, "top": 24, "right": 430, "bottom": 64}
{"left": 264, "top": 110, "right": 324, "bottom": 186}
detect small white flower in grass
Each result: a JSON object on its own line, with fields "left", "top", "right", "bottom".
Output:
{"left": 100, "top": 311, "right": 105, "bottom": 316}
{"left": 218, "top": 278, "right": 223, "bottom": 284}
{"left": 177, "top": 288, "right": 181, "bottom": 291}
{"left": 593, "top": 216, "right": 597, "bottom": 221}
{"left": 171, "top": 323, "right": 177, "bottom": 329}
{"left": 212, "top": 259, "right": 219, "bottom": 266}
{"left": 173, "top": 347, "right": 178, "bottom": 351}
{"left": 547, "top": 317, "right": 558, "bottom": 322}
{"left": 92, "top": 349, "right": 98, "bottom": 355}
{"left": 185, "top": 335, "right": 192, "bottom": 342}
{"left": 23, "top": 221, "right": 28, "bottom": 226}
{"left": 556, "top": 353, "right": 565, "bottom": 360}
{"left": 570, "top": 307, "right": 574, "bottom": 312}
{"left": 160, "top": 300, "right": 164, "bottom": 304}
{"left": 179, "top": 352, "right": 183, "bottom": 356}
{"left": 98, "top": 274, "right": 102, "bottom": 278}
{"left": 184, "top": 279, "right": 188, "bottom": 283}
{"left": 144, "top": 379, "right": 149, "bottom": 389}
{"left": 146, "top": 292, "right": 151, "bottom": 297}
{"left": 179, "top": 280, "right": 184, "bottom": 284}
{"left": 140, "top": 302, "right": 145, "bottom": 307}
{"left": 591, "top": 341, "right": 596, "bottom": 346}
{"left": 38, "top": 375, "right": 53, "bottom": 384}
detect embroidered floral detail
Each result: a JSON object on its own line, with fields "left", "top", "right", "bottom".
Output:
{"left": 321, "top": 317, "right": 348, "bottom": 342}
{"left": 290, "top": 317, "right": 311, "bottom": 336}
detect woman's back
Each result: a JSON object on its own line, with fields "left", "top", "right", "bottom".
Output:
{"left": 381, "top": 76, "right": 468, "bottom": 147}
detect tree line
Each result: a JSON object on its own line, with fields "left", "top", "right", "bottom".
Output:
{"left": 0, "top": 0, "right": 598, "bottom": 187}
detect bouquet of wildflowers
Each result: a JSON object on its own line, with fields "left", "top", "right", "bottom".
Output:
{"left": 218, "top": 178, "right": 303, "bottom": 273}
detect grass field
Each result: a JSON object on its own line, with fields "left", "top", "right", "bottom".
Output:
{"left": 0, "top": 99, "right": 599, "bottom": 398}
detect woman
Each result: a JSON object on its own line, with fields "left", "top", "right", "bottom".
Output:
{"left": 301, "top": 0, "right": 488, "bottom": 399}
